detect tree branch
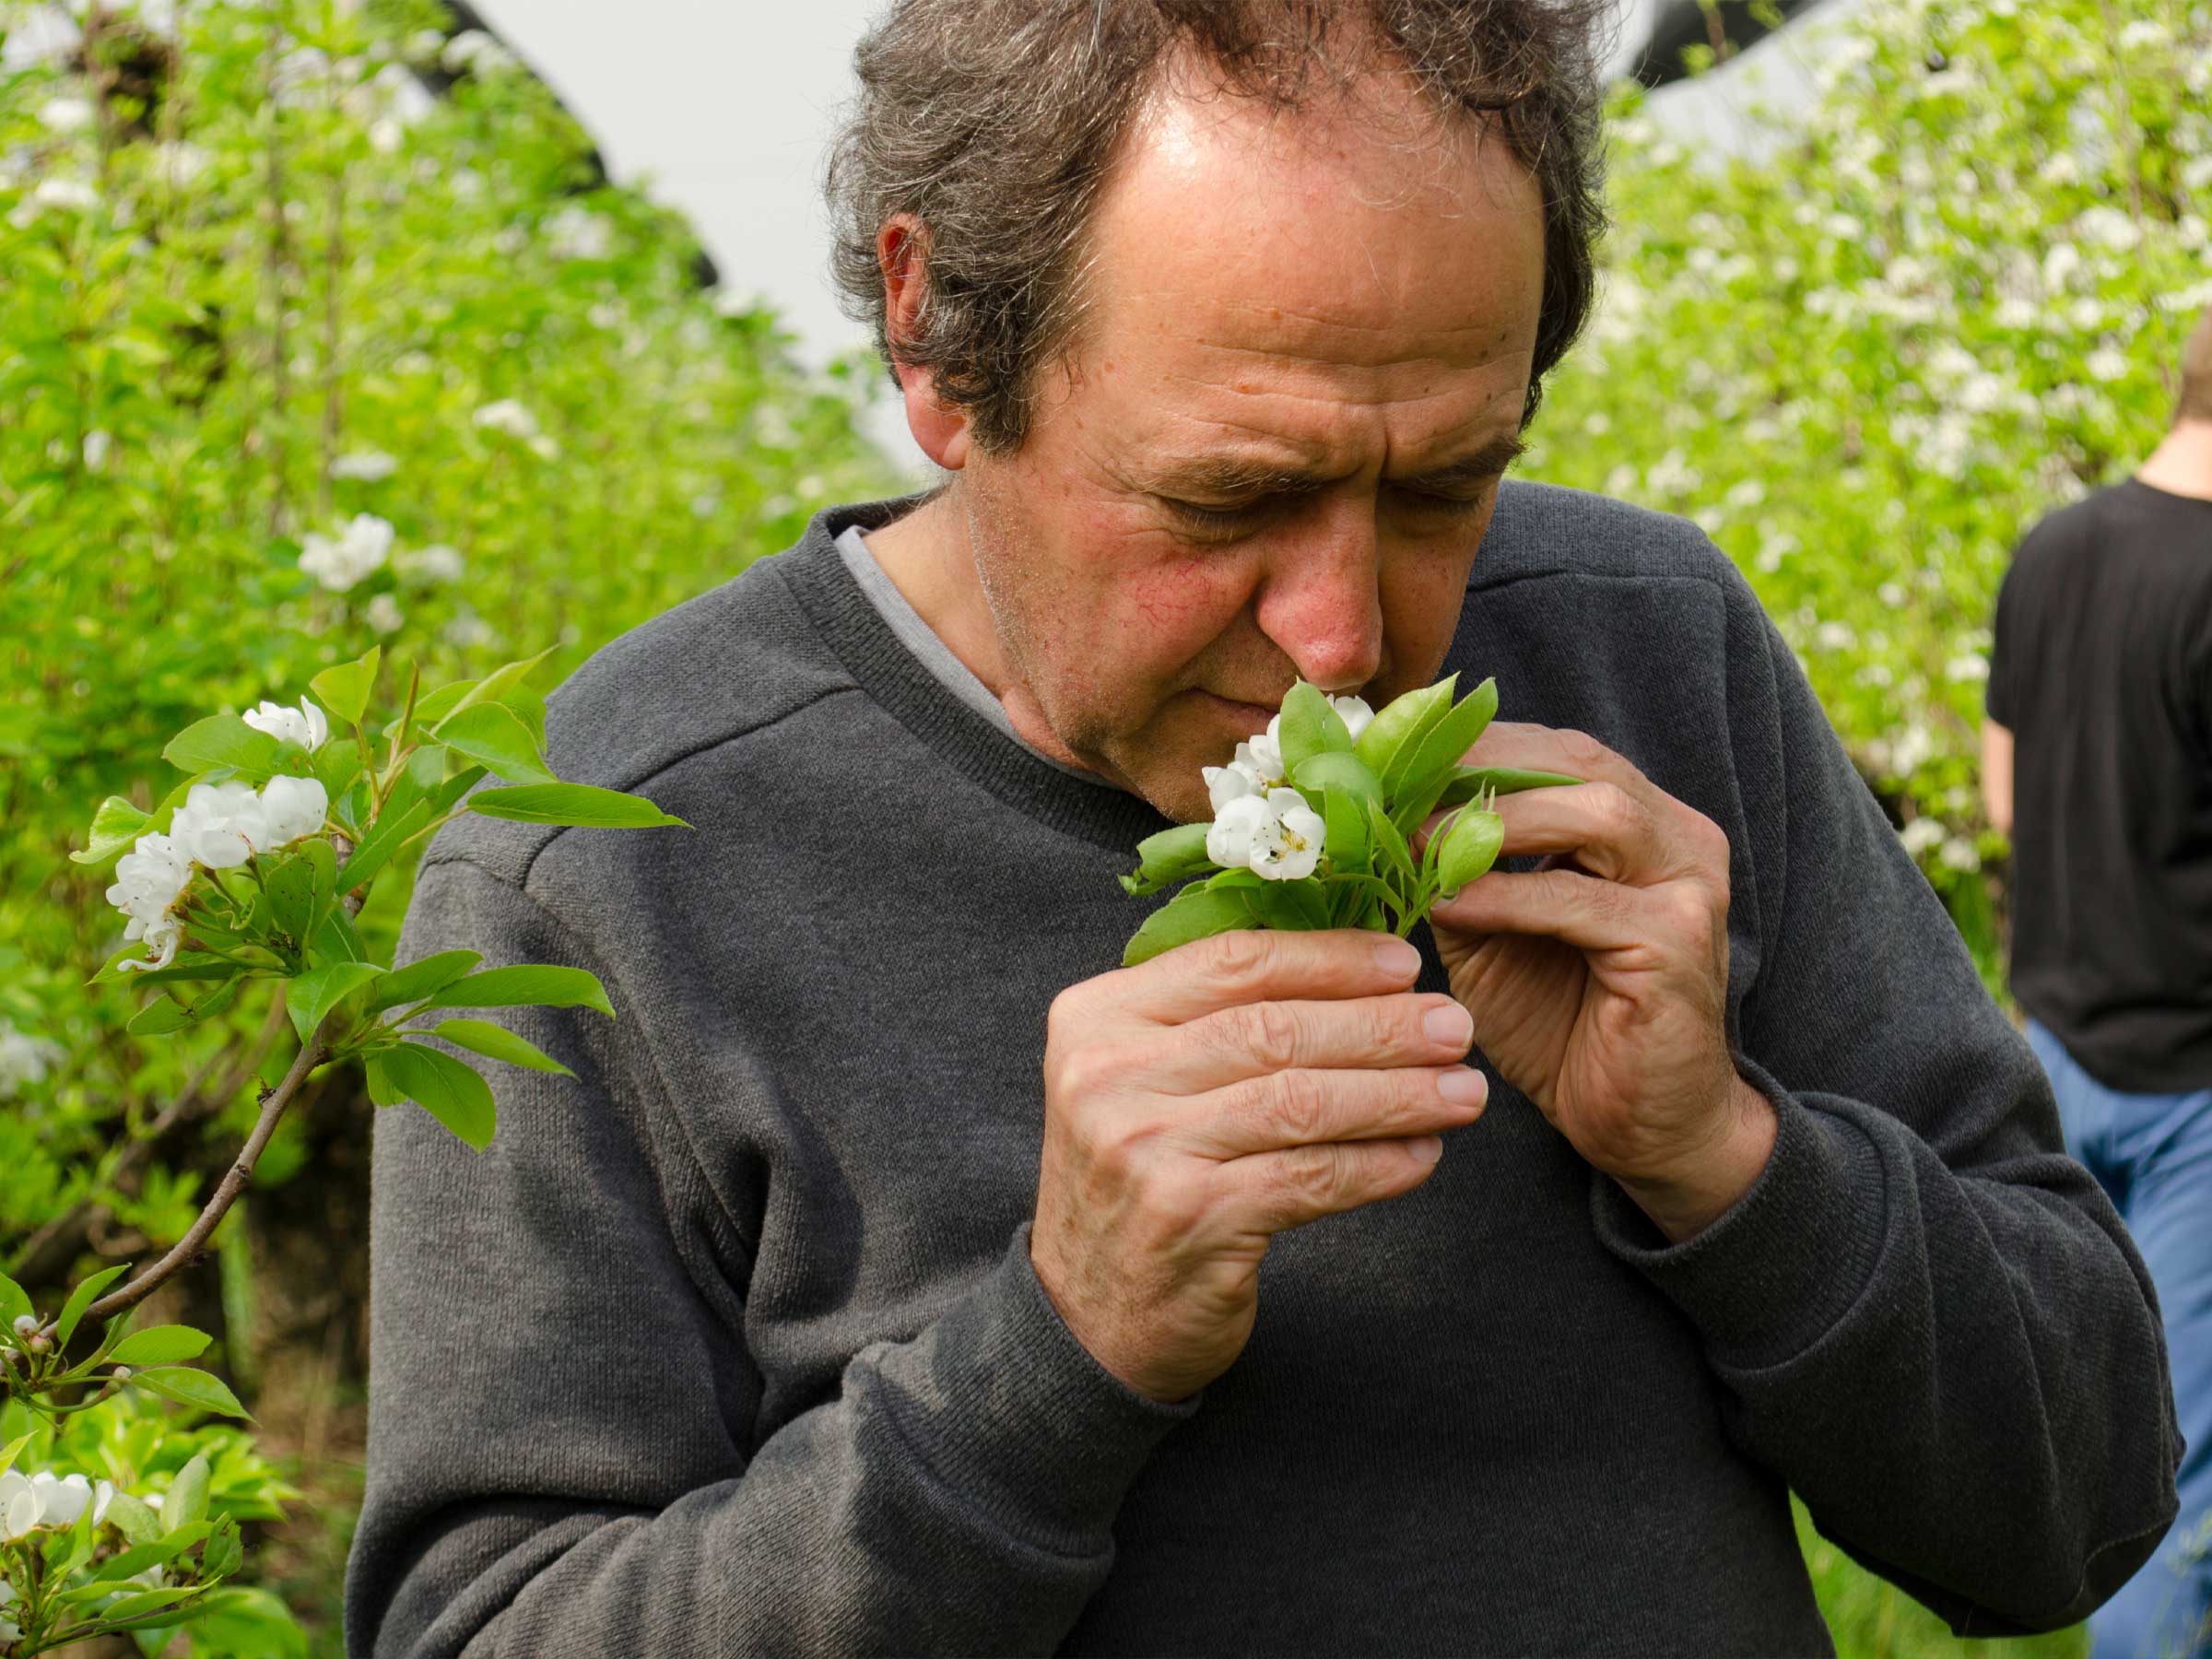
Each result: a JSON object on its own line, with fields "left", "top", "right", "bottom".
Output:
{"left": 39, "top": 1033, "right": 325, "bottom": 1343}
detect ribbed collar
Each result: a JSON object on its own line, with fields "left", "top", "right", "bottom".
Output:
{"left": 774, "top": 496, "right": 1180, "bottom": 855}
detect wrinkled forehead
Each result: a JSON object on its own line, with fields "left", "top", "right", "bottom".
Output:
{"left": 1061, "top": 68, "right": 1545, "bottom": 434}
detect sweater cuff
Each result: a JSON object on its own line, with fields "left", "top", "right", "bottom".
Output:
{"left": 1588, "top": 1054, "right": 1888, "bottom": 1371}
{"left": 867, "top": 1220, "right": 1201, "bottom": 1554}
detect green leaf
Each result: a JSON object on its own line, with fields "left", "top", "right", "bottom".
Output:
{"left": 1122, "top": 882, "right": 1260, "bottom": 967}
{"left": 429, "top": 762, "right": 491, "bottom": 818}
{"left": 1243, "top": 877, "right": 1332, "bottom": 931}
{"left": 1276, "top": 680, "right": 1354, "bottom": 773}
{"left": 380, "top": 1042, "right": 499, "bottom": 1150}
{"left": 299, "top": 834, "right": 338, "bottom": 935}
{"left": 336, "top": 798, "right": 433, "bottom": 896}
{"left": 0, "top": 1432, "right": 33, "bottom": 1480}
{"left": 312, "top": 904, "right": 369, "bottom": 965}
{"left": 1322, "top": 782, "right": 1370, "bottom": 868}
{"left": 1118, "top": 821, "right": 1216, "bottom": 897}
{"left": 1354, "top": 677, "right": 1456, "bottom": 795}
{"left": 1290, "top": 749, "right": 1383, "bottom": 811}
{"left": 1204, "top": 867, "right": 1265, "bottom": 889}
{"left": 1365, "top": 796, "right": 1418, "bottom": 890}
{"left": 87, "top": 1585, "right": 206, "bottom": 1624}
{"left": 309, "top": 646, "right": 381, "bottom": 725}
{"left": 444, "top": 649, "right": 554, "bottom": 723}
{"left": 70, "top": 795, "right": 153, "bottom": 866}
{"left": 161, "top": 715, "right": 281, "bottom": 779}
{"left": 126, "top": 996, "right": 197, "bottom": 1037}
{"left": 1394, "top": 677, "right": 1500, "bottom": 807}
{"left": 286, "top": 961, "right": 383, "bottom": 1045}
{"left": 466, "top": 783, "right": 689, "bottom": 829}
{"left": 397, "top": 677, "right": 477, "bottom": 734}
{"left": 430, "top": 1018, "right": 574, "bottom": 1076}
{"left": 0, "top": 1273, "right": 32, "bottom": 1330}
{"left": 424, "top": 965, "right": 615, "bottom": 1020}
{"left": 129, "top": 1367, "right": 250, "bottom": 1421}
{"left": 432, "top": 702, "right": 558, "bottom": 786}
{"left": 363, "top": 1054, "right": 404, "bottom": 1109}
{"left": 108, "top": 1324, "right": 211, "bottom": 1368}
{"left": 98, "top": 1492, "right": 165, "bottom": 1550}
{"left": 165, "top": 1453, "right": 211, "bottom": 1530}
{"left": 365, "top": 949, "right": 480, "bottom": 1014}
{"left": 54, "top": 1264, "right": 130, "bottom": 1349}
{"left": 312, "top": 736, "right": 364, "bottom": 803}
{"left": 1433, "top": 807, "right": 1506, "bottom": 900}
{"left": 261, "top": 847, "right": 321, "bottom": 947}
{"left": 1433, "top": 764, "right": 1583, "bottom": 810}
{"left": 97, "top": 953, "right": 245, "bottom": 989}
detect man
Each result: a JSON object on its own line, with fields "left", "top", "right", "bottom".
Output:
{"left": 347, "top": 4, "right": 2179, "bottom": 1654}
{"left": 1983, "top": 306, "right": 2212, "bottom": 1659}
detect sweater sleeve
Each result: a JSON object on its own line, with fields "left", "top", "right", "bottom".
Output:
{"left": 1585, "top": 561, "right": 2182, "bottom": 1636}
{"left": 343, "top": 855, "right": 1196, "bottom": 1659}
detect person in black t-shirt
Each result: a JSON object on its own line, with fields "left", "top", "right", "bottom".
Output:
{"left": 1984, "top": 304, "right": 2212, "bottom": 1659}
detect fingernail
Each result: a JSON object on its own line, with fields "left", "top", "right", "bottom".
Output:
{"left": 1437, "top": 1067, "right": 1488, "bottom": 1105}
{"left": 1424, "top": 1002, "right": 1474, "bottom": 1045}
{"left": 1407, "top": 1135, "right": 1444, "bottom": 1164}
{"left": 1373, "top": 937, "right": 1422, "bottom": 975}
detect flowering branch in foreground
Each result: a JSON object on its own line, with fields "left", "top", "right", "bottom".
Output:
{"left": 0, "top": 641, "right": 688, "bottom": 1652}
{"left": 1118, "top": 675, "right": 1582, "bottom": 967}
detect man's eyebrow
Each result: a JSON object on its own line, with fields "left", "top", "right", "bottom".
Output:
{"left": 1147, "top": 433, "right": 1527, "bottom": 500}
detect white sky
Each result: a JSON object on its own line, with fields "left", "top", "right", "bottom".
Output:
{"left": 477, "top": 0, "right": 1833, "bottom": 470}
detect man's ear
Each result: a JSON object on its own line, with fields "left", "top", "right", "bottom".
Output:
{"left": 877, "top": 216, "right": 972, "bottom": 471}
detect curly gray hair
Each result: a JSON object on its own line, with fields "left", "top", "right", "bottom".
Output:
{"left": 826, "top": 0, "right": 1611, "bottom": 455}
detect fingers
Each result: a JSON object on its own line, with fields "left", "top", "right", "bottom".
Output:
{"left": 1105, "top": 924, "right": 1422, "bottom": 1027}
{"left": 1171, "top": 1060, "right": 1489, "bottom": 1159}
{"left": 1158, "top": 991, "right": 1474, "bottom": 1093}
{"left": 1428, "top": 863, "right": 1726, "bottom": 962}
{"left": 1212, "top": 1133, "right": 1458, "bottom": 1235}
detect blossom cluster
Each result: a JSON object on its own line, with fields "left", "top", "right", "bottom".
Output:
{"left": 1200, "top": 695, "right": 1373, "bottom": 881}
{"left": 0, "top": 1467, "right": 115, "bottom": 1540}
{"left": 105, "top": 700, "right": 335, "bottom": 971}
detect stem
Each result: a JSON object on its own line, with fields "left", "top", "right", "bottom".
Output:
{"left": 36, "top": 1033, "right": 325, "bottom": 1345}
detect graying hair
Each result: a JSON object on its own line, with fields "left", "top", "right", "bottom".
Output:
{"left": 826, "top": 0, "right": 1612, "bottom": 455}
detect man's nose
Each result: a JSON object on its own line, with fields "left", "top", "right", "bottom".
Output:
{"left": 1255, "top": 499, "right": 1385, "bottom": 696}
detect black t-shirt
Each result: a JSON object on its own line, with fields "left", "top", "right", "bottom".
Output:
{"left": 1987, "top": 477, "right": 2212, "bottom": 1092}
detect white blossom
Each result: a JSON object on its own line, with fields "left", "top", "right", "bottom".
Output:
{"left": 1938, "top": 836, "right": 1982, "bottom": 873}
{"left": 299, "top": 512, "right": 394, "bottom": 593}
{"left": 2087, "top": 347, "right": 2130, "bottom": 382}
{"left": 0, "top": 1470, "right": 115, "bottom": 1540}
{"left": 329, "top": 449, "right": 397, "bottom": 481}
{"left": 545, "top": 204, "right": 613, "bottom": 261}
{"left": 1900, "top": 818, "right": 1947, "bottom": 858}
{"left": 1326, "top": 696, "right": 1375, "bottom": 743}
{"left": 1206, "top": 792, "right": 1276, "bottom": 869}
{"left": 398, "top": 542, "right": 465, "bottom": 583}
{"left": 168, "top": 779, "right": 269, "bottom": 869}
{"left": 105, "top": 831, "right": 194, "bottom": 971}
{"left": 0, "top": 1576, "right": 17, "bottom": 1645}
{"left": 258, "top": 776, "right": 330, "bottom": 847}
{"left": 1945, "top": 653, "right": 1990, "bottom": 683}
{"left": 242, "top": 696, "right": 330, "bottom": 753}
{"left": 441, "top": 29, "right": 517, "bottom": 75}
{"left": 81, "top": 428, "right": 111, "bottom": 469}
{"left": 473, "top": 399, "right": 556, "bottom": 456}
{"left": 365, "top": 593, "right": 406, "bottom": 635}
{"left": 1248, "top": 788, "right": 1328, "bottom": 881}
{"left": 29, "top": 175, "right": 99, "bottom": 211}
{"left": 0, "top": 1021, "right": 63, "bottom": 1099}
{"left": 38, "top": 96, "right": 94, "bottom": 132}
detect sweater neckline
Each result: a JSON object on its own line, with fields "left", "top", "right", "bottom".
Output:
{"left": 774, "top": 496, "right": 1180, "bottom": 856}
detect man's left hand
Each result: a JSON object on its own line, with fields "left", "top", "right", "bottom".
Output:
{"left": 1410, "top": 723, "right": 1775, "bottom": 1243}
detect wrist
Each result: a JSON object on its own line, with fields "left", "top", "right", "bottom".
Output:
{"left": 1613, "top": 1071, "right": 1777, "bottom": 1245}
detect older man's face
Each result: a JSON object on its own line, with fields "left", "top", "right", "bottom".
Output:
{"left": 959, "top": 72, "right": 1547, "bottom": 825}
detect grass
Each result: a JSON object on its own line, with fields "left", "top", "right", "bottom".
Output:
{"left": 1798, "top": 1497, "right": 2089, "bottom": 1659}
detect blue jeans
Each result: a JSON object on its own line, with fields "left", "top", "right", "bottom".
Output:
{"left": 2025, "top": 1018, "right": 2212, "bottom": 1659}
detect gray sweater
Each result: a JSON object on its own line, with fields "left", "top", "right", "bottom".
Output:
{"left": 345, "top": 484, "right": 2181, "bottom": 1658}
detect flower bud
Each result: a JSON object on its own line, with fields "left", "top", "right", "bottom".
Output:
{"left": 11, "top": 1314, "right": 35, "bottom": 1339}
{"left": 26, "top": 1333, "right": 49, "bottom": 1354}
{"left": 112, "top": 1366, "right": 132, "bottom": 1382}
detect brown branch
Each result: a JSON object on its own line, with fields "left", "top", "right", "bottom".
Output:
{"left": 40, "top": 1035, "right": 326, "bottom": 1343}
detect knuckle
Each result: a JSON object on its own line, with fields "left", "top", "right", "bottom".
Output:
{"left": 1556, "top": 727, "right": 1609, "bottom": 767}
{"left": 1205, "top": 926, "right": 1273, "bottom": 986}
{"left": 1277, "top": 1142, "right": 1349, "bottom": 1209}
{"left": 1262, "top": 1067, "right": 1331, "bottom": 1143}
{"left": 1236, "top": 999, "right": 1304, "bottom": 1072}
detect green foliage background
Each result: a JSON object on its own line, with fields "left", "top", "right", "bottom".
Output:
{"left": 5, "top": 0, "right": 2205, "bottom": 1649}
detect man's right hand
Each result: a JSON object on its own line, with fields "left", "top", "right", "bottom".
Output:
{"left": 1030, "top": 928, "right": 1487, "bottom": 1405}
